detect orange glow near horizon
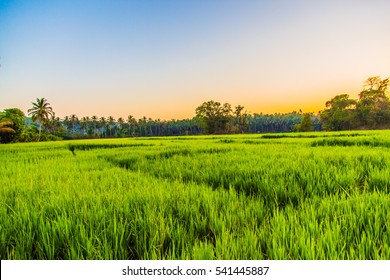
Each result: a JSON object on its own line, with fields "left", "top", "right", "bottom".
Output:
{"left": 39, "top": 82, "right": 368, "bottom": 120}
{"left": 1, "top": 1, "right": 389, "bottom": 120}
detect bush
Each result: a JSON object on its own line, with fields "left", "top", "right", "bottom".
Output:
{"left": 19, "top": 126, "right": 62, "bottom": 142}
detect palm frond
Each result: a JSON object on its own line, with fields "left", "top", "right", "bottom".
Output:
{"left": 0, "top": 120, "right": 15, "bottom": 134}
{"left": 0, "top": 127, "right": 15, "bottom": 134}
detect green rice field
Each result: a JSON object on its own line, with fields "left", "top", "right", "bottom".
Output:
{"left": 1, "top": 130, "right": 389, "bottom": 259}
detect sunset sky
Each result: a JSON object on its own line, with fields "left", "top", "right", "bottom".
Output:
{"left": 1, "top": 0, "right": 389, "bottom": 120}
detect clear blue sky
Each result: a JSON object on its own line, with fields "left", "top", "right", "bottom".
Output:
{"left": 1, "top": 0, "right": 389, "bottom": 119}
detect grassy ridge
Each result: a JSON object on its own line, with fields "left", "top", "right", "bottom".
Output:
{"left": 0, "top": 132, "right": 389, "bottom": 259}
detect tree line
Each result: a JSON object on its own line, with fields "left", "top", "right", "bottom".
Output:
{"left": 0, "top": 101, "right": 316, "bottom": 143}
{"left": 320, "top": 76, "right": 390, "bottom": 130}
{"left": 0, "top": 76, "right": 388, "bottom": 143}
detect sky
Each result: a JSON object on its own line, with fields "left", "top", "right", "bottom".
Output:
{"left": 1, "top": 0, "right": 389, "bottom": 120}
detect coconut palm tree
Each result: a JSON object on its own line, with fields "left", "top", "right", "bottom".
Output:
{"left": 80, "top": 116, "right": 90, "bottom": 135}
{"left": 46, "top": 114, "right": 61, "bottom": 134}
{"left": 0, "top": 119, "right": 15, "bottom": 143}
{"left": 126, "top": 115, "right": 136, "bottom": 136}
{"left": 69, "top": 114, "right": 79, "bottom": 135}
{"left": 91, "top": 115, "right": 98, "bottom": 135}
{"left": 107, "top": 116, "right": 115, "bottom": 137}
{"left": 0, "top": 119, "right": 15, "bottom": 134}
{"left": 99, "top": 117, "right": 106, "bottom": 137}
{"left": 27, "top": 98, "right": 54, "bottom": 141}
{"left": 117, "top": 117, "right": 124, "bottom": 137}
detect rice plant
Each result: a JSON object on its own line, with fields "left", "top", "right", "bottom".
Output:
{"left": 0, "top": 131, "right": 389, "bottom": 259}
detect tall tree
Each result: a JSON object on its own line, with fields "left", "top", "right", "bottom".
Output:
{"left": 107, "top": 116, "right": 115, "bottom": 137}
{"left": 117, "top": 117, "right": 124, "bottom": 137}
{"left": 80, "top": 116, "right": 90, "bottom": 135}
{"left": 126, "top": 115, "right": 136, "bottom": 136}
{"left": 357, "top": 76, "right": 390, "bottom": 127}
{"left": 47, "top": 115, "right": 66, "bottom": 138}
{"left": 195, "top": 100, "right": 233, "bottom": 134}
{"left": 233, "top": 105, "right": 249, "bottom": 133}
{"left": 91, "top": 115, "right": 98, "bottom": 136}
{"left": 69, "top": 114, "right": 79, "bottom": 135}
{"left": 295, "top": 113, "right": 313, "bottom": 132}
{"left": 320, "top": 94, "right": 357, "bottom": 131}
{"left": 138, "top": 117, "right": 147, "bottom": 136}
{"left": 27, "top": 98, "right": 54, "bottom": 141}
{"left": 99, "top": 117, "right": 107, "bottom": 137}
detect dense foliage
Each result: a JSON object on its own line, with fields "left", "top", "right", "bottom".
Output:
{"left": 1, "top": 76, "right": 389, "bottom": 143}
{"left": 0, "top": 107, "right": 316, "bottom": 142}
{"left": 0, "top": 108, "right": 24, "bottom": 143}
{"left": 321, "top": 76, "right": 390, "bottom": 130}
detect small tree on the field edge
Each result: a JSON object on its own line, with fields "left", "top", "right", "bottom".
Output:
{"left": 294, "top": 113, "right": 313, "bottom": 132}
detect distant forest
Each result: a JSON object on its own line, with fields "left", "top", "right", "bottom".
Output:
{"left": 0, "top": 76, "right": 389, "bottom": 143}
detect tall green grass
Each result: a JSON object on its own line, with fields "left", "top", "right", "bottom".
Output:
{"left": 0, "top": 132, "right": 389, "bottom": 259}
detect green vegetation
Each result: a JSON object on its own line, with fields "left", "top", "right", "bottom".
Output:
{"left": 0, "top": 119, "right": 15, "bottom": 136}
{"left": 1, "top": 76, "right": 389, "bottom": 143}
{"left": 1, "top": 130, "right": 389, "bottom": 260}
{"left": 27, "top": 98, "right": 54, "bottom": 142}
{"left": 195, "top": 100, "right": 250, "bottom": 134}
{"left": 321, "top": 76, "right": 390, "bottom": 130}
{"left": 294, "top": 113, "right": 314, "bottom": 132}
{"left": 0, "top": 108, "right": 23, "bottom": 143}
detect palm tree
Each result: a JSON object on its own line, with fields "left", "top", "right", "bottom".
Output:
{"left": 117, "top": 117, "right": 124, "bottom": 137}
{"left": 47, "top": 114, "right": 61, "bottom": 135}
{"left": 0, "top": 119, "right": 15, "bottom": 134}
{"left": 27, "top": 98, "right": 54, "bottom": 141}
{"left": 138, "top": 117, "right": 146, "bottom": 136}
{"left": 80, "top": 116, "right": 91, "bottom": 135}
{"left": 99, "top": 117, "right": 106, "bottom": 137}
{"left": 69, "top": 114, "right": 79, "bottom": 135}
{"left": 91, "top": 115, "right": 98, "bottom": 136}
{"left": 127, "top": 115, "right": 136, "bottom": 136}
{"left": 0, "top": 119, "right": 15, "bottom": 143}
{"left": 107, "top": 116, "right": 115, "bottom": 137}
{"left": 147, "top": 117, "right": 154, "bottom": 136}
